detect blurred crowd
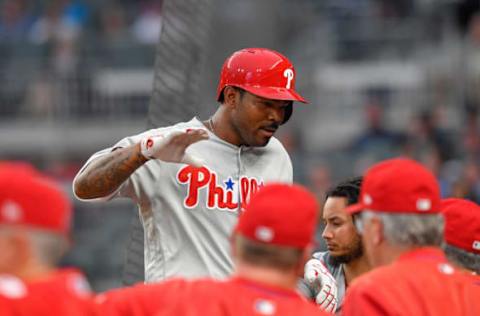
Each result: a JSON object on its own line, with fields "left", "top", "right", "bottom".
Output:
{"left": 282, "top": 0, "right": 480, "bottom": 208}
{"left": 297, "top": 90, "right": 480, "bottom": 205}
{"left": 0, "top": 0, "right": 161, "bottom": 118}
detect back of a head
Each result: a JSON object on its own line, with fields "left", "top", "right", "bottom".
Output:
{"left": 347, "top": 158, "right": 444, "bottom": 250}
{"left": 234, "top": 183, "right": 319, "bottom": 269}
{"left": 441, "top": 198, "right": 480, "bottom": 274}
{"left": 0, "top": 162, "right": 72, "bottom": 271}
{"left": 0, "top": 163, "right": 71, "bottom": 235}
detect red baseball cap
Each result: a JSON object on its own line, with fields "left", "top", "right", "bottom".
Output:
{"left": 235, "top": 183, "right": 319, "bottom": 248}
{"left": 346, "top": 158, "right": 441, "bottom": 215}
{"left": 0, "top": 163, "right": 72, "bottom": 235}
{"left": 0, "top": 161, "right": 39, "bottom": 176}
{"left": 441, "top": 198, "right": 480, "bottom": 254}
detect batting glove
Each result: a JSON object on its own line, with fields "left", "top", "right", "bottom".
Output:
{"left": 304, "top": 258, "right": 338, "bottom": 313}
{"left": 140, "top": 129, "right": 208, "bottom": 167}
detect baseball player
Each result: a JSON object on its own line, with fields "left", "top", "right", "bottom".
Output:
{"left": 440, "top": 198, "right": 480, "bottom": 277}
{"left": 96, "top": 183, "right": 330, "bottom": 316}
{"left": 301, "top": 177, "right": 371, "bottom": 313}
{"left": 342, "top": 158, "right": 480, "bottom": 316}
{"left": 0, "top": 162, "right": 96, "bottom": 315}
{"left": 73, "top": 48, "right": 307, "bottom": 282}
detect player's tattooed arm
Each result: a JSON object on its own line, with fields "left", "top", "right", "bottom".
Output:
{"left": 74, "top": 143, "right": 147, "bottom": 199}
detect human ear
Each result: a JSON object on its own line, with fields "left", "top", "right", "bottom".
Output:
{"left": 371, "top": 217, "right": 384, "bottom": 246}
{"left": 223, "top": 86, "right": 240, "bottom": 108}
{"left": 0, "top": 231, "right": 30, "bottom": 273}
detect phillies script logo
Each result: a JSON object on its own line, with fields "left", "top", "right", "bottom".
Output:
{"left": 177, "top": 166, "right": 263, "bottom": 210}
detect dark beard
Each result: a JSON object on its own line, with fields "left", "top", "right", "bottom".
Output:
{"left": 328, "top": 237, "right": 363, "bottom": 266}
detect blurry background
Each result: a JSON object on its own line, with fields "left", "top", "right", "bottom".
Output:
{"left": 1, "top": 0, "right": 480, "bottom": 291}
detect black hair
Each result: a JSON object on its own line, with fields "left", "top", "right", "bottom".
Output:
{"left": 325, "top": 176, "right": 363, "bottom": 206}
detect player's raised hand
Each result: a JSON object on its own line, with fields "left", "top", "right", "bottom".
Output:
{"left": 304, "top": 258, "right": 338, "bottom": 313}
{"left": 140, "top": 129, "right": 208, "bottom": 167}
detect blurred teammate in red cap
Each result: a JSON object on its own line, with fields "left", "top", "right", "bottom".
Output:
{"left": 342, "top": 158, "right": 480, "bottom": 316}
{"left": 441, "top": 198, "right": 480, "bottom": 278}
{"left": 96, "top": 183, "right": 329, "bottom": 316}
{"left": 0, "top": 162, "right": 95, "bottom": 315}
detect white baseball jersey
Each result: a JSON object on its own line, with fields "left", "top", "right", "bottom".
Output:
{"left": 74, "top": 117, "right": 293, "bottom": 282}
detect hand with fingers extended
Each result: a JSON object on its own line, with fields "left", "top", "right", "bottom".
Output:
{"left": 140, "top": 129, "right": 209, "bottom": 167}
{"left": 304, "top": 258, "right": 338, "bottom": 313}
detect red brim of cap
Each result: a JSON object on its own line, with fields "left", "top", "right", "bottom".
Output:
{"left": 241, "top": 85, "right": 308, "bottom": 103}
{"left": 345, "top": 202, "right": 365, "bottom": 214}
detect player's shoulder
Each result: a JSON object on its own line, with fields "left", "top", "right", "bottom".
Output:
{"left": 185, "top": 277, "right": 251, "bottom": 299}
{"left": 267, "top": 136, "right": 288, "bottom": 152}
{"left": 348, "top": 264, "right": 397, "bottom": 295}
{"left": 140, "top": 277, "right": 192, "bottom": 292}
{"left": 143, "top": 117, "right": 205, "bottom": 137}
{"left": 312, "top": 251, "right": 328, "bottom": 262}
{"left": 96, "top": 278, "right": 186, "bottom": 306}
{"left": 188, "top": 277, "right": 229, "bottom": 293}
{"left": 152, "top": 277, "right": 229, "bottom": 304}
{"left": 312, "top": 251, "right": 346, "bottom": 281}
{"left": 311, "top": 251, "right": 339, "bottom": 271}
{"left": 249, "top": 136, "right": 290, "bottom": 161}
{"left": 146, "top": 277, "right": 221, "bottom": 295}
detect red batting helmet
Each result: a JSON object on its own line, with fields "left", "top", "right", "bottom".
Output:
{"left": 216, "top": 48, "right": 307, "bottom": 123}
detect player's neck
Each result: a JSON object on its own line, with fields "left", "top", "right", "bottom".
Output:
{"left": 343, "top": 255, "right": 371, "bottom": 287}
{"left": 235, "top": 262, "right": 298, "bottom": 290}
{"left": 12, "top": 260, "right": 57, "bottom": 282}
{"left": 371, "top": 243, "right": 410, "bottom": 268}
{"left": 207, "top": 109, "right": 244, "bottom": 147}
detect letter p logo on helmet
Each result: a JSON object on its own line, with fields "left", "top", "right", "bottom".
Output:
{"left": 283, "top": 69, "right": 294, "bottom": 89}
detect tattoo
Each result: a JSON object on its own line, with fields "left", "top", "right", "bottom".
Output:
{"left": 74, "top": 144, "right": 147, "bottom": 199}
